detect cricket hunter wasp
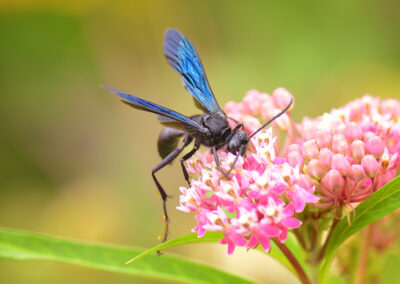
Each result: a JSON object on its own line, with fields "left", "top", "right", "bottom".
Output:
{"left": 102, "top": 29, "right": 292, "bottom": 244}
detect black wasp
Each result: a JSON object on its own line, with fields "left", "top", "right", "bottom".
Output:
{"left": 103, "top": 29, "right": 292, "bottom": 243}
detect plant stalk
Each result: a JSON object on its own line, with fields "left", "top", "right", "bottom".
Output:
{"left": 316, "top": 206, "right": 343, "bottom": 262}
{"left": 356, "top": 223, "right": 373, "bottom": 284}
{"left": 272, "top": 238, "right": 311, "bottom": 284}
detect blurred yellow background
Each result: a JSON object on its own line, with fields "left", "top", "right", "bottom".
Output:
{"left": 0, "top": 1, "right": 399, "bottom": 283}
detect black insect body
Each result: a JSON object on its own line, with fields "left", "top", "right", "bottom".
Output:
{"left": 103, "top": 29, "right": 292, "bottom": 243}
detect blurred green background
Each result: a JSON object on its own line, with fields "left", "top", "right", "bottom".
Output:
{"left": 0, "top": 1, "right": 399, "bottom": 283}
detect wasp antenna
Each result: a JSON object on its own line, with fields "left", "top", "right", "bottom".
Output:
{"left": 248, "top": 98, "right": 293, "bottom": 140}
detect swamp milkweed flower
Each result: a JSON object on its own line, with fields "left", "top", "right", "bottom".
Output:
{"left": 177, "top": 89, "right": 319, "bottom": 254}
{"left": 290, "top": 95, "right": 400, "bottom": 209}
{"left": 177, "top": 88, "right": 400, "bottom": 254}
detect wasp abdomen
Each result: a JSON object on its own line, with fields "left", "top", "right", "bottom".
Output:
{"left": 157, "top": 127, "right": 185, "bottom": 159}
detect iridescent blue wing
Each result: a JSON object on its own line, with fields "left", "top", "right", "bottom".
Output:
{"left": 164, "top": 29, "right": 225, "bottom": 117}
{"left": 102, "top": 86, "right": 206, "bottom": 133}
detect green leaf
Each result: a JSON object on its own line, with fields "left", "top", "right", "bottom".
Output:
{"left": 319, "top": 175, "right": 400, "bottom": 282}
{"left": 0, "top": 227, "right": 254, "bottom": 284}
{"left": 125, "top": 232, "right": 223, "bottom": 264}
{"left": 128, "top": 231, "right": 305, "bottom": 278}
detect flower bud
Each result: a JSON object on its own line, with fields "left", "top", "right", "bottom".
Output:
{"left": 322, "top": 169, "right": 344, "bottom": 192}
{"left": 349, "top": 164, "right": 366, "bottom": 182}
{"left": 297, "top": 174, "right": 313, "bottom": 189}
{"left": 272, "top": 88, "right": 294, "bottom": 110}
{"left": 331, "top": 154, "right": 350, "bottom": 176}
{"left": 288, "top": 151, "right": 304, "bottom": 168}
{"left": 301, "top": 121, "right": 317, "bottom": 140}
{"left": 316, "top": 129, "right": 332, "bottom": 148}
{"left": 351, "top": 140, "right": 366, "bottom": 163}
{"left": 243, "top": 90, "right": 261, "bottom": 115}
{"left": 224, "top": 101, "right": 243, "bottom": 114}
{"left": 275, "top": 113, "right": 291, "bottom": 131}
{"left": 381, "top": 98, "right": 399, "bottom": 115}
{"left": 258, "top": 93, "right": 271, "bottom": 105}
{"left": 348, "top": 101, "right": 362, "bottom": 120}
{"left": 243, "top": 116, "right": 261, "bottom": 135}
{"left": 260, "top": 98, "right": 277, "bottom": 120}
{"left": 361, "top": 155, "right": 380, "bottom": 178}
{"left": 302, "top": 140, "right": 319, "bottom": 160}
{"left": 363, "top": 131, "right": 375, "bottom": 142}
{"left": 332, "top": 134, "right": 349, "bottom": 154}
{"left": 288, "top": 144, "right": 301, "bottom": 152}
{"left": 319, "top": 148, "right": 333, "bottom": 168}
{"left": 344, "top": 122, "right": 363, "bottom": 141}
{"left": 365, "top": 135, "right": 385, "bottom": 159}
{"left": 307, "top": 159, "right": 324, "bottom": 180}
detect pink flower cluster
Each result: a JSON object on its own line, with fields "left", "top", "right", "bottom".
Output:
{"left": 290, "top": 96, "right": 400, "bottom": 208}
{"left": 177, "top": 90, "right": 319, "bottom": 254}
{"left": 177, "top": 88, "right": 400, "bottom": 254}
{"left": 224, "top": 88, "right": 294, "bottom": 134}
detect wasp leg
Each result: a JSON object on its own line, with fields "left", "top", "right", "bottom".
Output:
{"left": 180, "top": 140, "right": 200, "bottom": 186}
{"left": 221, "top": 144, "right": 246, "bottom": 179}
{"left": 224, "top": 123, "right": 244, "bottom": 142}
{"left": 152, "top": 135, "right": 193, "bottom": 246}
{"left": 211, "top": 147, "right": 229, "bottom": 177}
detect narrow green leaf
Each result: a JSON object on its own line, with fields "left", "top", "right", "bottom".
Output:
{"left": 319, "top": 175, "right": 400, "bottom": 282}
{"left": 125, "top": 232, "right": 222, "bottom": 264}
{"left": 128, "top": 230, "right": 305, "bottom": 278}
{"left": 0, "top": 227, "right": 254, "bottom": 284}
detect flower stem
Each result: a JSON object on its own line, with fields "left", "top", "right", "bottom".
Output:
{"left": 317, "top": 206, "right": 343, "bottom": 262}
{"left": 293, "top": 228, "right": 309, "bottom": 251}
{"left": 272, "top": 238, "right": 311, "bottom": 284}
{"left": 356, "top": 223, "right": 373, "bottom": 284}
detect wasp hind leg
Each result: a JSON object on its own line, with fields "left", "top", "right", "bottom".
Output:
{"left": 180, "top": 140, "right": 200, "bottom": 186}
{"left": 151, "top": 135, "right": 193, "bottom": 247}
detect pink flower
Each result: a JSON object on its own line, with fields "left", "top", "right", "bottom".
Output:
{"left": 177, "top": 89, "right": 400, "bottom": 255}
{"left": 177, "top": 91, "right": 317, "bottom": 254}
{"left": 288, "top": 95, "right": 400, "bottom": 208}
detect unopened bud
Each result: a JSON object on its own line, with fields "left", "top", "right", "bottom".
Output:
{"left": 319, "top": 148, "right": 333, "bottom": 168}
{"left": 365, "top": 135, "right": 384, "bottom": 159}
{"left": 288, "top": 144, "right": 301, "bottom": 152}
{"left": 297, "top": 174, "right": 313, "bottom": 189}
{"left": 361, "top": 155, "right": 380, "bottom": 178}
{"left": 331, "top": 154, "right": 350, "bottom": 176}
{"left": 260, "top": 97, "right": 277, "bottom": 120}
{"left": 316, "top": 129, "right": 332, "bottom": 149}
{"left": 288, "top": 150, "right": 304, "bottom": 168}
{"left": 275, "top": 113, "right": 291, "bottom": 131}
{"left": 307, "top": 159, "right": 324, "bottom": 180}
{"left": 351, "top": 140, "right": 366, "bottom": 163}
{"left": 272, "top": 87, "right": 294, "bottom": 111}
{"left": 332, "top": 134, "right": 349, "bottom": 154}
{"left": 322, "top": 169, "right": 345, "bottom": 192}
{"left": 243, "top": 90, "right": 262, "bottom": 115}
{"left": 224, "top": 101, "right": 243, "bottom": 114}
{"left": 363, "top": 131, "right": 375, "bottom": 142}
{"left": 344, "top": 122, "right": 363, "bottom": 141}
{"left": 349, "top": 164, "right": 366, "bottom": 182}
{"left": 302, "top": 140, "right": 319, "bottom": 160}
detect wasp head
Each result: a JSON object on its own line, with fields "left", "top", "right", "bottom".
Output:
{"left": 227, "top": 130, "right": 248, "bottom": 154}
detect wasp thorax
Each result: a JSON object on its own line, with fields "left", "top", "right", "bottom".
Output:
{"left": 203, "top": 115, "right": 230, "bottom": 135}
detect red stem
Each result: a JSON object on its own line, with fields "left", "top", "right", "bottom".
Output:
{"left": 356, "top": 224, "right": 373, "bottom": 284}
{"left": 272, "top": 238, "right": 311, "bottom": 284}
